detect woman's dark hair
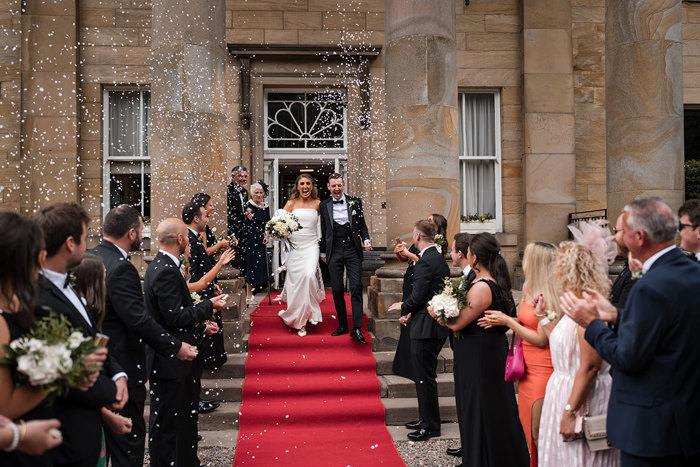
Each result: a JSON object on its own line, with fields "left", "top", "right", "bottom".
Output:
{"left": 430, "top": 213, "right": 448, "bottom": 256}
{"left": 469, "top": 233, "right": 514, "bottom": 311}
{"left": 290, "top": 173, "right": 319, "bottom": 200}
{"left": 71, "top": 254, "right": 107, "bottom": 330}
{"left": 0, "top": 211, "right": 44, "bottom": 330}
{"left": 191, "top": 193, "right": 211, "bottom": 208}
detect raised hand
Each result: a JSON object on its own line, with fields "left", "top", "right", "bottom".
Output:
{"left": 210, "top": 294, "right": 229, "bottom": 312}
{"left": 175, "top": 342, "right": 198, "bottom": 361}
{"left": 217, "top": 248, "right": 235, "bottom": 266}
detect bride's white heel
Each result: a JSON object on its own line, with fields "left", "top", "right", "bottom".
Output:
{"left": 298, "top": 327, "right": 307, "bottom": 337}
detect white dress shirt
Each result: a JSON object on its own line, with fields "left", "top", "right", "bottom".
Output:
{"left": 331, "top": 194, "right": 349, "bottom": 225}
{"left": 41, "top": 268, "right": 127, "bottom": 382}
{"left": 642, "top": 245, "right": 677, "bottom": 274}
{"left": 113, "top": 243, "right": 128, "bottom": 260}
{"left": 462, "top": 265, "right": 472, "bottom": 277}
{"left": 696, "top": 252, "right": 700, "bottom": 262}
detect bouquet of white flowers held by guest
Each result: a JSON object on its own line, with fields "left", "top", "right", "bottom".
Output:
{"left": 428, "top": 277, "right": 469, "bottom": 339}
{"left": 434, "top": 234, "right": 447, "bottom": 254}
{"left": 265, "top": 212, "right": 303, "bottom": 251}
{"left": 0, "top": 311, "right": 101, "bottom": 401}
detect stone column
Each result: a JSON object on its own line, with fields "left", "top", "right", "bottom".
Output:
{"left": 384, "top": 0, "right": 459, "bottom": 244}
{"left": 522, "top": 0, "right": 576, "bottom": 244}
{"left": 150, "top": 0, "right": 228, "bottom": 228}
{"left": 606, "top": 0, "right": 684, "bottom": 217}
{"left": 20, "top": 0, "right": 79, "bottom": 213}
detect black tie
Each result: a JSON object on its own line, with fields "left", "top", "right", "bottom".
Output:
{"left": 63, "top": 275, "right": 71, "bottom": 288}
{"left": 332, "top": 199, "right": 344, "bottom": 205}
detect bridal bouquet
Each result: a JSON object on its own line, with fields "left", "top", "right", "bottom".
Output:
{"left": 428, "top": 277, "right": 469, "bottom": 339}
{"left": 266, "top": 212, "right": 303, "bottom": 252}
{"left": 0, "top": 311, "right": 101, "bottom": 400}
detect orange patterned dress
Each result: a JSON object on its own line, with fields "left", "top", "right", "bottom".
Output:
{"left": 517, "top": 300, "right": 554, "bottom": 467}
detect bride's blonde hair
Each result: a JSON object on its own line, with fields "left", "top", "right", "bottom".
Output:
{"left": 290, "top": 173, "right": 318, "bottom": 200}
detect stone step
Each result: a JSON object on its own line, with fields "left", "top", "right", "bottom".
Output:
{"left": 201, "top": 353, "right": 247, "bottom": 379}
{"left": 201, "top": 377, "right": 243, "bottom": 402}
{"left": 373, "top": 349, "right": 454, "bottom": 375}
{"left": 198, "top": 428, "right": 238, "bottom": 448}
{"left": 144, "top": 401, "right": 241, "bottom": 430}
{"left": 383, "top": 396, "right": 457, "bottom": 425}
{"left": 379, "top": 373, "right": 455, "bottom": 398}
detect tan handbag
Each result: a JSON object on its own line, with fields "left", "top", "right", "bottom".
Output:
{"left": 582, "top": 400, "right": 612, "bottom": 451}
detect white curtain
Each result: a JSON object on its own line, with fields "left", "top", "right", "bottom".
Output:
{"left": 109, "top": 91, "right": 140, "bottom": 158}
{"left": 459, "top": 93, "right": 496, "bottom": 217}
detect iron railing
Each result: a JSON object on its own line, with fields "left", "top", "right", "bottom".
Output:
{"left": 567, "top": 209, "right": 608, "bottom": 239}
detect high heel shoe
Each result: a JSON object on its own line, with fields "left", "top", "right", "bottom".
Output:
{"left": 298, "top": 327, "right": 307, "bottom": 337}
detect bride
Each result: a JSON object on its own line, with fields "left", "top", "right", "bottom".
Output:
{"left": 277, "top": 174, "right": 325, "bottom": 336}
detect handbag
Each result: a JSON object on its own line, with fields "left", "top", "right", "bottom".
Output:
{"left": 504, "top": 334, "right": 525, "bottom": 382}
{"left": 581, "top": 400, "right": 613, "bottom": 451}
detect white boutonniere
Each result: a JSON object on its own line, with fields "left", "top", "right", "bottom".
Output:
{"left": 631, "top": 270, "right": 644, "bottom": 280}
{"left": 348, "top": 199, "right": 356, "bottom": 207}
{"left": 190, "top": 292, "right": 203, "bottom": 304}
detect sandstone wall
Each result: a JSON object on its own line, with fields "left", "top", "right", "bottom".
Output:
{"left": 0, "top": 1, "right": 21, "bottom": 211}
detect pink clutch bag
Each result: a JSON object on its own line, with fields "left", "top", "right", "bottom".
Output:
{"left": 504, "top": 335, "right": 525, "bottom": 382}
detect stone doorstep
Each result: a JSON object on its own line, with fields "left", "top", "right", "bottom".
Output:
{"left": 201, "top": 353, "right": 247, "bottom": 379}
{"left": 373, "top": 349, "right": 454, "bottom": 375}
{"left": 383, "top": 396, "right": 458, "bottom": 426}
{"left": 200, "top": 377, "right": 244, "bottom": 402}
{"left": 380, "top": 373, "right": 455, "bottom": 398}
{"left": 143, "top": 401, "right": 241, "bottom": 431}
{"left": 388, "top": 422, "right": 460, "bottom": 442}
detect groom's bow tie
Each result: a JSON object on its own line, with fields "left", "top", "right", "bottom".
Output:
{"left": 332, "top": 199, "right": 344, "bottom": 205}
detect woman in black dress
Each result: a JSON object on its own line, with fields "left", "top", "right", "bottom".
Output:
{"left": 0, "top": 212, "right": 63, "bottom": 463}
{"left": 242, "top": 182, "right": 271, "bottom": 305}
{"left": 431, "top": 232, "right": 529, "bottom": 466}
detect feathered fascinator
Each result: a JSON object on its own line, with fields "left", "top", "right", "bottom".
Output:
{"left": 567, "top": 219, "right": 617, "bottom": 274}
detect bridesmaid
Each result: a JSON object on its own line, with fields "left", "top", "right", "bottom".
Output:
{"left": 431, "top": 233, "right": 529, "bottom": 467}
{"left": 479, "top": 242, "right": 558, "bottom": 467}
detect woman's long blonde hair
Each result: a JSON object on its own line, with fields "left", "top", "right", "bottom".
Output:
{"left": 289, "top": 174, "right": 318, "bottom": 200}
{"left": 522, "top": 242, "right": 561, "bottom": 318}
{"left": 554, "top": 241, "right": 611, "bottom": 302}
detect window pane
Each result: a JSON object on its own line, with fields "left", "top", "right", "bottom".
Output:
{"left": 109, "top": 91, "right": 141, "bottom": 158}
{"left": 109, "top": 161, "right": 150, "bottom": 219}
{"left": 459, "top": 93, "right": 495, "bottom": 158}
{"left": 460, "top": 159, "right": 496, "bottom": 217}
{"left": 143, "top": 92, "right": 150, "bottom": 159}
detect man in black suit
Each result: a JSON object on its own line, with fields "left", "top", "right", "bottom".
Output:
{"left": 227, "top": 165, "right": 249, "bottom": 274}
{"left": 90, "top": 205, "right": 198, "bottom": 467}
{"left": 320, "top": 173, "right": 372, "bottom": 344}
{"left": 564, "top": 198, "right": 700, "bottom": 466}
{"left": 678, "top": 199, "right": 700, "bottom": 262}
{"left": 610, "top": 212, "right": 637, "bottom": 308}
{"left": 388, "top": 219, "right": 450, "bottom": 441}
{"left": 32, "top": 202, "right": 127, "bottom": 467}
{"left": 145, "top": 218, "right": 228, "bottom": 467}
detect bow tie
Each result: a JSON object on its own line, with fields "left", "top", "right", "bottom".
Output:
{"left": 63, "top": 274, "right": 72, "bottom": 288}
{"left": 332, "top": 199, "right": 344, "bottom": 205}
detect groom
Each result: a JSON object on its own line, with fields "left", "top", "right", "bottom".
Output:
{"left": 320, "top": 173, "right": 372, "bottom": 344}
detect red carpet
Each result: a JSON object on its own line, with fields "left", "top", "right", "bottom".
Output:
{"left": 233, "top": 291, "right": 405, "bottom": 466}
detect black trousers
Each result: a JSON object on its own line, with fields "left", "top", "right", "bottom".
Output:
{"left": 410, "top": 337, "right": 446, "bottom": 431}
{"left": 149, "top": 374, "right": 199, "bottom": 467}
{"left": 105, "top": 384, "right": 146, "bottom": 467}
{"left": 621, "top": 451, "right": 700, "bottom": 467}
{"left": 328, "top": 242, "right": 363, "bottom": 329}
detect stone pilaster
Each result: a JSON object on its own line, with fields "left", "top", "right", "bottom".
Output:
{"left": 606, "top": 0, "right": 684, "bottom": 217}
{"left": 20, "top": 0, "right": 79, "bottom": 213}
{"left": 150, "top": 0, "right": 228, "bottom": 232}
{"left": 0, "top": 1, "right": 21, "bottom": 210}
{"left": 384, "top": 0, "right": 459, "bottom": 244}
{"left": 522, "top": 0, "right": 576, "bottom": 244}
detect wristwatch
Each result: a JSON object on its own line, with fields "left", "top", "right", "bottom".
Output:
{"left": 564, "top": 404, "right": 577, "bottom": 415}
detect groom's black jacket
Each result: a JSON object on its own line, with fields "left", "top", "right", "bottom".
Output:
{"left": 319, "top": 195, "right": 370, "bottom": 260}
{"left": 401, "top": 246, "right": 451, "bottom": 340}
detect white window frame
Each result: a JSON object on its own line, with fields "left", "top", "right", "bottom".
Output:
{"left": 263, "top": 88, "right": 348, "bottom": 153}
{"left": 102, "top": 86, "right": 151, "bottom": 236}
{"left": 458, "top": 89, "right": 502, "bottom": 233}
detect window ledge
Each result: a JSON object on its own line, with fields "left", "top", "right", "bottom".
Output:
{"left": 460, "top": 221, "right": 498, "bottom": 234}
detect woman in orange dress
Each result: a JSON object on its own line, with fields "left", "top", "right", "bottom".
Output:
{"left": 479, "top": 242, "right": 559, "bottom": 467}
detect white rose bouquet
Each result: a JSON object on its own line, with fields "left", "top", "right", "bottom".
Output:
{"left": 0, "top": 311, "right": 100, "bottom": 400}
{"left": 266, "top": 212, "right": 303, "bottom": 250}
{"left": 428, "top": 277, "right": 469, "bottom": 339}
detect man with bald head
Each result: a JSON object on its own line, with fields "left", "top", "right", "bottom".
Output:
{"left": 144, "top": 218, "right": 228, "bottom": 467}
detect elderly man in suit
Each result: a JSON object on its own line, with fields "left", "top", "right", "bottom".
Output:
{"left": 563, "top": 197, "right": 700, "bottom": 467}
{"left": 388, "top": 219, "right": 450, "bottom": 441}
{"left": 90, "top": 205, "right": 197, "bottom": 467}
{"left": 227, "top": 165, "right": 249, "bottom": 275}
{"left": 144, "top": 218, "right": 228, "bottom": 467}
{"left": 678, "top": 199, "right": 700, "bottom": 262}
{"left": 32, "top": 203, "right": 128, "bottom": 467}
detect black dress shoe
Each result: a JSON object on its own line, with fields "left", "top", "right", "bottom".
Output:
{"left": 407, "top": 428, "right": 441, "bottom": 441}
{"left": 197, "top": 434, "right": 203, "bottom": 442}
{"left": 198, "top": 400, "right": 220, "bottom": 414}
{"left": 200, "top": 398, "right": 215, "bottom": 404}
{"left": 350, "top": 328, "right": 367, "bottom": 344}
{"left": 331, "top": 326, "right": 348, "bottom": 336}
{"left": 404, "top": 420, "right": 423, "bottom": 430}
{"left": 446, "top": 447, "right": 462, "bottom": 457}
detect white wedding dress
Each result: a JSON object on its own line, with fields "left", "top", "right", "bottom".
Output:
{"left": 277, "top": 208, "right": 325, "bottom": 329}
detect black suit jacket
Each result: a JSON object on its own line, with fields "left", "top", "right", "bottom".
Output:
{"left": 144, "top": 252, "right": 213, "bottom": 380}
{"left": 319, "top": 195, "right": 370, "bottom": 260}
{"left": 90, "top": 240, "right": 181, "bottom": 388}
{"left": 188, "top": 229, "right": 216, "bottom": 299}
{"left": 35, "top": 275, "right": 120, "bottom": 464}
{"left": 401, "top": 246, "right": 451, "bottom": 340}
{"left": 227, "top": 183, "right": 249, "bottom": 237}
{"left": 585, "top": 248, "right": 700, "bottom": 457}
{"left": 610, "top": 262, "right": 636, "bottom": 308}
